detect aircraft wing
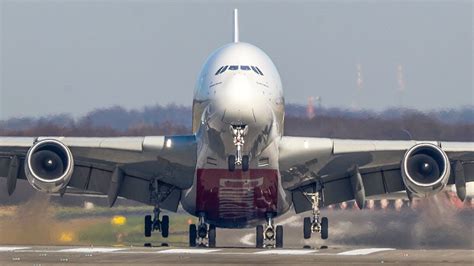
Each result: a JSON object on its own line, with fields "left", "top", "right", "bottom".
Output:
{"left": 278, "top": 136, "right": 474, "bottom": 213}
{"left": 0, "top": 135, "right": 196, "bottom": 212}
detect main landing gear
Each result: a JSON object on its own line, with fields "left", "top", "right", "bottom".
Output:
{"left": 256, "top": 213, "right": 284, "bottom": 248}
{"left": 303, "top": 191, "right": 328, "bottom": 240}
{"left": 228, "top": 125, "right": 249, "bottom": 172}
{"left": 144, "top": 206, "right": 169, "bottom": 238}
{"left": 189, "top": 213, "right": 217, "bottom": 248}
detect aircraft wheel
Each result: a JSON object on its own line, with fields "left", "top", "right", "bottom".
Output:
{"left": 208, "top": 224, "right": 217, "bottom": 248}
{"left": 275, "top": 225, "right": 283, "bottom": 248}
{"left": 228, "top": 155, "right": 236, "bottom": 172}
{"left": 242, "top": 155, "right": 249, "bottom": 171}
{"left": 189, "top": 224, "right": 197, "bottom": 247}
{"left": 321, "top": 217, "right": 328, "bottom": 240}
{"left": 303, "top": 217, "right": 311, "bottom": 239}
{"left": 161, "top": 215, "right": 169, "bottom": 238}
{"left": 256, "top": 225, "right": 264, "bottom": 248}
{"left": 144, "top": 215, "right": 152, "bottom": 237}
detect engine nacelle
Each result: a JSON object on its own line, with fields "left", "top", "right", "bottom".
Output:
{"left": 25, "top": 139, "right": 74, "bottom": 193}
{"left": 401, "top": 143, "right": 451, "bottom": 198}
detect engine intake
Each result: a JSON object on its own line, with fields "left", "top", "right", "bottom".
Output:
{"left": 25, "top": 139, "right": 74, "bottom": 193}
{"left": 401, "top": 143, "right": 450, "bottom": 198}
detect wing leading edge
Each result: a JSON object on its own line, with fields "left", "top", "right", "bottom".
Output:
{"left": 0, "top": 135, "right": 196, "bottom": 212}
{"left": 279, "top": 136, "right": 474, "bottom": 213}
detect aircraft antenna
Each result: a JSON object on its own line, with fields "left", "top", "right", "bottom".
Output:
{"left": 234, "top": 9, "right": 239, "bottom": 43}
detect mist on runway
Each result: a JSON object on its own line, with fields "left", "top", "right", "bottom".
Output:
{"left": 0, "top": 191, "right": 472, "bottom": 249}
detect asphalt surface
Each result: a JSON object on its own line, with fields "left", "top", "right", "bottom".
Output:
{"left": 0, "top": 196, "right": 472, "bottom": 265}
{"left": 0, "top": 245, "right": 472, "bottom": 265}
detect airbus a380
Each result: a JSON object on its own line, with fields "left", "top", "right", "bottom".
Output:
{"left": 1, "top": 10, "right": 473, "bottom": 248}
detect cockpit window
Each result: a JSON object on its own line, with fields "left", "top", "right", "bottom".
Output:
{"left": 215, "top": 66, "right": 224, "bottom": 75}
{"left": 214, "top": 65, "right": 263, "bottom": 76}
{"left": 216, "top": 65, "right": 228, "bottom": 75}
{"left": 251, "top": 66, "right": 260, "bottom": 75}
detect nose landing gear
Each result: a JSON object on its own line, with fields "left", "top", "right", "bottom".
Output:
{"left": 256, "top": 213, "right": 283, "bottom": 248}
{"left": 229, "top": 125, "right": 249, "bottom": 171}
{"left": 303, "top": 191, "right": 328, "bottom": 240}
{"left": 189, "top": 213, "right": 217, "bottom": 247}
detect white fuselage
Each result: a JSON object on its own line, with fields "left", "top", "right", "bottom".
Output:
{"left": 180, "top": 42, "right": 291, "bottom": 228}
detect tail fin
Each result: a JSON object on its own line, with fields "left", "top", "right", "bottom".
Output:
{"left": 233, "top": 9, "right": 239, "bottom": 43}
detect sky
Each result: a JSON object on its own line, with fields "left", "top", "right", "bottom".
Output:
{"left": 0, "top": 0, "right": 472, "bottom": 120}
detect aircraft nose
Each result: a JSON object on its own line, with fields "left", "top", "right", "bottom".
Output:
{"left": 215, "top": 74, "right": 264, "bottom": 125}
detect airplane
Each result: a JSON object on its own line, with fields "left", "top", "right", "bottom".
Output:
{"left": 0, "top": 9, "right": 473, "bottom": 248}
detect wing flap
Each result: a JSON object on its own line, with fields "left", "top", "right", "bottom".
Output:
{"left": 292, "top": 165, "right": 406, "bottom": 213}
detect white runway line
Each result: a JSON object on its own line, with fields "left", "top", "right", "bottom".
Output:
{"left": 337, "top": 248, "right": 395, "bottom": 256}
{"left": 59, "top": 247, "right": 127, "bottom": 253}
{"left": 157, "top": 248, "right": 221, "bottom": 254}
{"left": 0, "top": 247, "right": 31, "bottom": 252}
{"left": 255, "top": 249, "right": 316, "bottom": 255}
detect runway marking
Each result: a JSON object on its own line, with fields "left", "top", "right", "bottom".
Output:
{"left": 157, "top": 248, "right": 221, "bottom": 254}
{"left": 255, "top": 249, "right": 316, "bottom": 255}
{"left": 59, "top": 247, "right": 127, "bottom": 253}
{"left": 337, "top": 248, "right": 395, "bottom": 255}
{"left": 0, "top": 247, "right": 31, "bottom": 252}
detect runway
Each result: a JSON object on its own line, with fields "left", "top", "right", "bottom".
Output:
{"left": 0, "top": 245, "right": 472, "bottom": 265}
{"left": 0, "top": 197, "right": 472, "bottom": 265}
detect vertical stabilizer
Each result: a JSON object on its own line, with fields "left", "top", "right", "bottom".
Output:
{"left": 233, "top": 9, "right": 239, "bottom": 43}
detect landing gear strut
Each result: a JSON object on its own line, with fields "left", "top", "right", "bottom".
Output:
{"left": 144, "top": 206, "right": 169, "bottom": 238}
{"left": 256, "top": 213, "right": 283, "bottom": 248}
{"left": 229, "top": 125, "right": 249, "bottom": 171}
{"left": 303, "top": 191, "right": 328, "bottom": 240}
{"left": 189, "top": 213, "right": 216, "bottom": 247}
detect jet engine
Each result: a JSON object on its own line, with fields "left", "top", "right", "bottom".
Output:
{"left": 24, "top": 139, "right": 74, "bottom": 193}
{"left": 401, "top": 143, "right": 451, "bottom": 198}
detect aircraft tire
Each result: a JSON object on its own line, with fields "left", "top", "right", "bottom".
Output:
{"left": 144, "top": 215, "right": 152, "bottom": 237}
{"left": 208, "top": 224, "right": 217, "bottom": 248}
{"left": 303, "top": 217, "right": 311, "bottom": 239}
{"left": 189, "top": 224, "right": 197, "bottom": 247}
{"left": 161, "top": 215, "right": 169, "bottom": 238}
{"left": 276, "top": 225, "right": 283, "bottom": 248}
{"left": 228, "top": 155, "right": 236, "bottom": 172}
{"left": 242, "top": 155, "right": 249, "bottom": 171}
{"left": 321, "top": 217, "right": 328, "bottom": 240}
{"left": 256, "top": 225, "right": 264, "bottom": 248}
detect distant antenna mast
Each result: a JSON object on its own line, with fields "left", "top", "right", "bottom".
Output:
{"left": 307, "top": 97, "right": 315, "bottom": 119}
{"left": 234, "top": 9, "right": 239, "bottom": 43}
{"left": 397, "top": 64, "right": 405, "bottom": 107}
{"left": 352, "top": 64, "right": 363, "bottom": 109}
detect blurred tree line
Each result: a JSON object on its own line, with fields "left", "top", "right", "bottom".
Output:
{"left": 1, "top": 104, "right": 473, "bottom": 141}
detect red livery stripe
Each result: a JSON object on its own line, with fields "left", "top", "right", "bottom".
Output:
{"left": 196, "top": 169, "right": 278, "bottom": 222}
